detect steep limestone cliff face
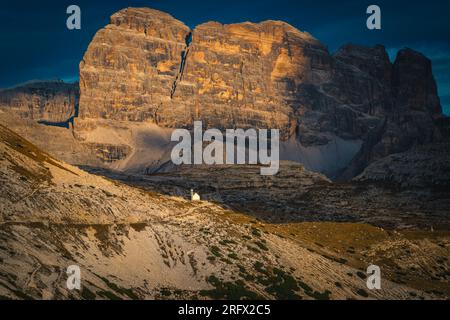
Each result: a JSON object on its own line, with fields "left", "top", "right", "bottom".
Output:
{"left": 0, "top": 7, "right": 442, "bottom": 178}
{"left": 337, "top": 48, "right": 443, "bottom": 179}
{"left": 79, "top": 8, "right": 332, "bottom": 140}
{"left": 79, "top": 8, "right": 190, "bottom": 123}
{"left": 77, "top": 8, "right": 444, "bottom": 178}
{"left": 173, "top": 20, "right": 332, "bottom": 139}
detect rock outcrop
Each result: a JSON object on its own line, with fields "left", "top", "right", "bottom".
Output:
{"left": 79, "top": 8, "right": 331, "bottom": 140}
{"left": 0, "top": 80, "right": 79, "bottom": 124}
{"left": 355, "top": 143, "right": 450, "bottom": 188}
{"left": 0, "top": 8, "right": 444, "bottom": 179}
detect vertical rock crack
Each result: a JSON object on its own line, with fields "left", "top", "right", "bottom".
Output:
{"left": 170, "top": 32, "right": 193, "bottom": 99}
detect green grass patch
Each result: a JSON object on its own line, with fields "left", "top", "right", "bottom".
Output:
{"left": 98, "top": 276, "right": 139, "bottom": 300}
{"left": 254, "top": 240, "right": 268, "bottom": 251}
{"left": 200, "top": 275, "right": 261, "bottom": 300}
{"left": 356, "top": 289, "right": 369, "bottom": 298}
{"left": 356, "top": 271, "right": 366, "bottom": 280}
{"left": 264, "top": 268, "right": 302, "bottom": 300}
{"left": 251, "top": 228, "right": 262, "bottom": 238}
{"left": 305, "top": 290, "right": 332, "bottom": 300}
{"left": 219, "top": 239, "right": 237, "bottom": 246}
{"left": 228, "top": 253, "right": 238, "bottom": 260}
{"left": 254, "top": 261, "right": 268, "bottom": 275}
{"left": 81, "top": 287, "right": 96, "bottom": 300}
{"left": 210, "top": 246, "right": 222, "bottom": 257}
{"left": 297, "top": 279, "right": 313, "bottom": 292}
{"left": 160, "top": 288, "right": 172, "bottom": 297}
{"left": 97, "top": 290, "right": 122, "bottom": 300}
{"left": 247, "top": 246, "right": 261, "bottom": 254}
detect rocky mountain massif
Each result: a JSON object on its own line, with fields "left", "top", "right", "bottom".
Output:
{"left": 0, "top": 7, "right": 447, "bottom": 179}
{"left": 77, "top": 7, "right": 445, "bottom": 178}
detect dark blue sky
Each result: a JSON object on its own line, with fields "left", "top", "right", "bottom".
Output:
{"left": 1, "top": 0, "right": 449, "bottom": 114}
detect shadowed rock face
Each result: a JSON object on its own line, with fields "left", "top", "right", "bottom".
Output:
{"left": 355, "top": 142, "right": 450, "bottom": 189}
{"left": 393, "top": 48, "right": 442, "bottom": 116}
{"left": 337, "top": 48, "right": 443, "bottom": 179}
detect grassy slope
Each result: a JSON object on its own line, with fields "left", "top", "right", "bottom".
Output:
{"left": 0, "top": 124, "right": 448, "bottom": 300}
